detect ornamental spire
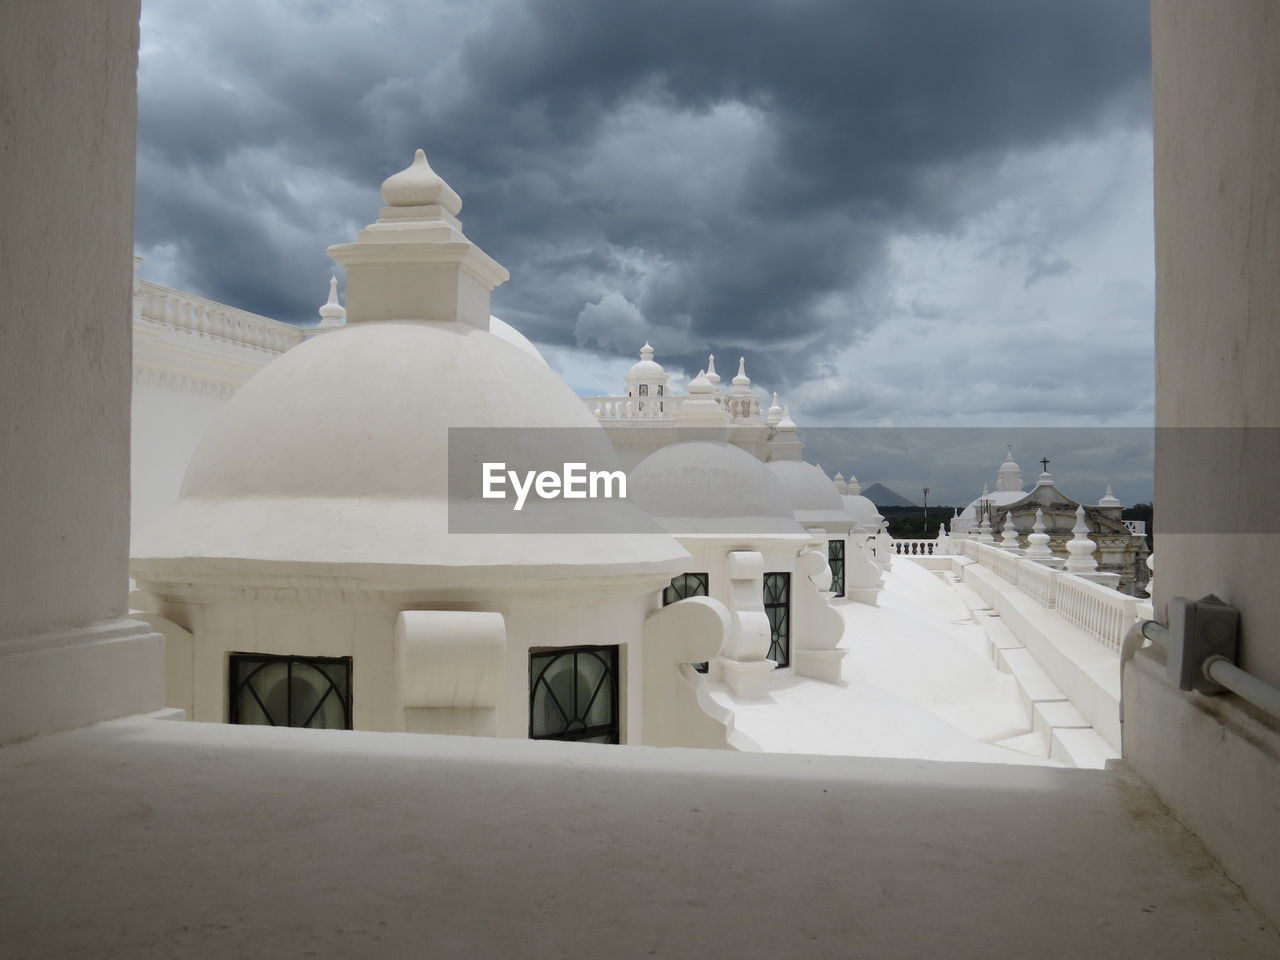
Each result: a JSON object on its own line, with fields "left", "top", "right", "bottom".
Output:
{"left": 317, "top": 275, "right": 346, "bottom": 328}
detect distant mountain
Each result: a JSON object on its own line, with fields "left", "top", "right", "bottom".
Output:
{"left": 861, "top": 483, "right": 917, "bottom": 507}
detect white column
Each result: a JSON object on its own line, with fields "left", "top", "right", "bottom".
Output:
{"left": 0, "top": 0, "right": 163, "bottom": 744}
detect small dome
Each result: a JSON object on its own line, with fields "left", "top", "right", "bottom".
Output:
{"left": 380, "top": 149, "right": 462, "bottom": 214}
{"left": 687, "top": 369, "right": 715, "bottom": 394}
{"left": 629, "top": 442, "right": 809, "bottom": 536}
{"left": 132, "top": 320, "right": 686, "bottom": 578}
{"left": 843, "top": 494, "right": 883, "bottom": 528}
{"left": 767, "top": 460, "right": 853, "bottom": 531}
{"left": 626, "top": 342, "right": 667, "bottom": 382}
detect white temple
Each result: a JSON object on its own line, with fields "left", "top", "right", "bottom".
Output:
{"left": 4, "top": 6, "right": 1280, "bottom": 953}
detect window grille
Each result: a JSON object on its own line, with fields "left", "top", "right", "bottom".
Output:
{"left": 764, "top": 572, "right": 791, "bottom": 667}
{"left": 229, "top": 654, "right": 353, "bottom": 729}
{"left": 529, "top": 646, "right": 620, "bottom": 744}
{"left": 828, "top": 539, "right": 845, "bottom": 596}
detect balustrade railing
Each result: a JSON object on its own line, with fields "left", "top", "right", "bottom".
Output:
{"left": 135, "top": 279, "right": 303, "bottom": 354}
{"left": 1122, "top": 520, "right": 1147, "bottom": 536}
{"left": 892, "top": 539, "right": 939, "bottom": 556}
{"left": 1053, "top": 575, "right": 1137, "bottom": 653}
{"left": 1017, "top": 560, "right": 1057, "bottom": 608}
{"left": 901, "top": 535, "right": 1136, "bottom": 653}
{"left": 582, "top": 392, "right": 764, "bottom": 423}
{"left": 583, "top": 395, "right": 682, "bottom": 420}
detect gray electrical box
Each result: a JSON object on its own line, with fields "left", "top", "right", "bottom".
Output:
{"left": 1166, "top": 595, "right": 1240, "bottom": 694}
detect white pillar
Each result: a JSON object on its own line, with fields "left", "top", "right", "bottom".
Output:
{"left": 0, "top": 0, "right": 163, "bottom": 744}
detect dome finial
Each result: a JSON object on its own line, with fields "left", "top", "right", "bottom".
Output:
{"left": 706, "top": 353, "right": 720, "bottom": 385}
{"left": 733, "top": 356, "right": 750, "bottom": 386}
{"left": 380, "top": 148, "right": 462, "bottom": 214}
{"left": 765, "top": 391, "right": 782, "bottom": 426}
{"left": 640, "top": 342, "right": 654, "bottom": 360}
{"left": 317, "top": 275, "right": 347, "bottom": 328}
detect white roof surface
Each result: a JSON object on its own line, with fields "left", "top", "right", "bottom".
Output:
{"left": 710, "top": 557, "right": 1055, "bottom": 766}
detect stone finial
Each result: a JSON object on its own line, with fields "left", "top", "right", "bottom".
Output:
{"left": 1064, "top": 505, "right": 1099, "bottom": 573}
{"left": 998, "top": 512, "right": 1021, "bottom": 551}
{"left": 706, "top": 354, "right": 720, "bottom": 385}
{"left": 640, "top": 342, "right": 654, "bottom": 360}
{"left": 732, "top": 356, "right": 750, "bottom": 388}
{"left": 765, "top": 392, "right": 782, "bottom": 426}
{"left": 776, "top": 404, "right": 797, "bottom": 430}
{"left": 380, "top": 148, "right": 463, "bottom": 214}
{"left": 317, "top": 275, "right": 347, "bottom": 328}
{"left": 1099, "top": 485, "right": 1122, "bottom": 508}
{"left": 1036, "top": 470, "right": 1054, "bottom": 486}
{"left": 1025, "top": 507, "right": 1054, "bottom": 559}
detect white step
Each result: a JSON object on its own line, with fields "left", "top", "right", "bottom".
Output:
{"left": 1050, "top": 727, "right": 1121, "bottom": 770}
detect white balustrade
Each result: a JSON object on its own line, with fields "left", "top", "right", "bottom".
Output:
{"left": 135, "top": 278, "right": 303, "bottom": 354}
{"left": 1122, "top": 520, "right": 1147, "bottom": 536}
{"left": 892, "top": 539, "right": 939, "bottom": 556}
{"left": 1017, "top": 560, "right": 1057, "bottom": 608}
{"left": 914, "top": 536, "right": 1135, "bottom": 651}
{"left": 581, "top": 395, "right": 683, "bottom": 421}
{"left": 1053, "top": 573, "right": 1137, "bottom": 653}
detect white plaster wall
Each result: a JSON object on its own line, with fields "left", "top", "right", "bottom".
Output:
{"left": 1128, "top": 0, "right": 1280, "bottom": 927}
{"left": 154, "top": 585, "right": 661, "bottom": 743}
{"left": 1151, "top": 0, "right": 1280, "bottom": 686}
{"left": 0, "top": 0, "right": 139, "bottom": 640}
{"left": 131, "top": 384, "right": 233, "bottom": 535}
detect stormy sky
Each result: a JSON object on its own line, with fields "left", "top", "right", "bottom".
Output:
{"left": 135, "top": 0, "right": 1155, "bottom": 503}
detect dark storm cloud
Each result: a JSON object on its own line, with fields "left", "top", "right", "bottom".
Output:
{"left": 135, "top": 0, "right": 1150, "bottom": 391}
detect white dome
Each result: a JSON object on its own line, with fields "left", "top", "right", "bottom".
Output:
{"left": 489, "top": 315, "right": 548, "bottom": 367}
{"left": 626, "top": 343, "right": 667, "bottom": 383}
{"left": 629, "top": 442, "right": 809, "bottom": 537}
{"left": 843, "top": 494, "right": 883, "bottom": 528}
{"left": 766, "top": 460, "right": 853, "bottom": 531}
{"left": 132, "top": 320, "right": 687, "bottom": 581}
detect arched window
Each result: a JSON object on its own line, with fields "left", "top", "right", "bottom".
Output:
{"left": 828, "top": 540, "right": 845, "bottom": 596}
{"left": 529, "top": 646, "right": 619, "bottom": 743}
{"left": 229, "top": 654, "right": 352, "bottom": 729}
{"left": 764, "top": 572, "right": 791, "bottom": 667}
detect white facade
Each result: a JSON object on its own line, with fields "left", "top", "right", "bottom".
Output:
{"left": 4, "top": 3, "right": 1280, "bottom": 951}
{"left": 130, "top": 151, "right": 739, "bottom": 748}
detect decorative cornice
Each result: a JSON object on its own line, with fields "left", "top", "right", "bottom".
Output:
{"left": 133, "top": 364, "right": 239, "bottom": 400}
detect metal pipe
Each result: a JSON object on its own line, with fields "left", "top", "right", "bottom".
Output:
{"left": 1139, "top": 619, "right": 1169, "bottom": 646}
{"left": 1204, "top": 656, "right": 1280, "bottom": 721}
